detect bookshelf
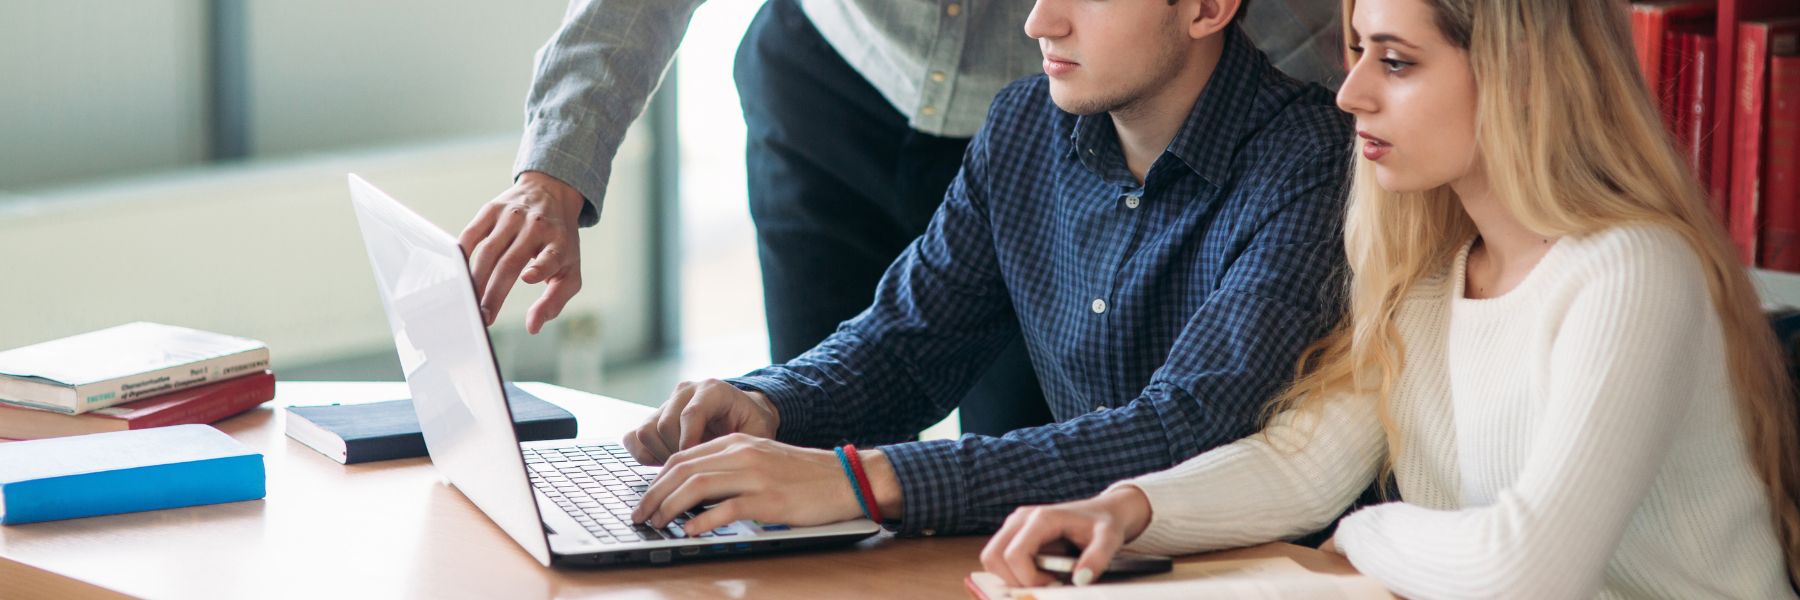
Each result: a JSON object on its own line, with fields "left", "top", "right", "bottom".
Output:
{"left": 1711, "top": 0, "right": 1796, "bottom": 231}
{"left": 1711, "top": 0, "right": 1800, "bottom": 307}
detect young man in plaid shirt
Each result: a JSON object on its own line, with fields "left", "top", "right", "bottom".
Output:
{"left": 624, "top": 0, "right": 1355, "bottom": 539}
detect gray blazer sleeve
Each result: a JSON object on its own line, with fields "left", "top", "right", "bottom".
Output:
{"left": 511, "top": 0, "right": 708, "bottom": 227}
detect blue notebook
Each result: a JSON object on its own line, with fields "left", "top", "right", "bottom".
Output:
{"left": 0, "top": 424, "right": 265, "bottom": 525}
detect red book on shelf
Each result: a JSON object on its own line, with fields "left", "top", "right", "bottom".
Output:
{"left": 0, "top": 370, "right": 275, "bottom": 440}
{"left": 1663, "top": 30, "right": 1692, "bottom": 136}
{"left": 1764, "top": 55, "right": 1800, "bottom": 272}
{"left": 1634, "top": 5, "right": 1652, "bottom": 74}
{"left": 1692, "top": 34, "right": 1718, "bottom": 186}
{"left": 1670, "top": 30, "right": 1695, "bottom": 137}
{"left": 1714, "top": 1, "right": 1800, "bottom": 270}
{"left": 1669, "top": 28, "right": 1726, "bottom": 223}
{"left": 1737, "top": 19, "right": 1800, "bottom": 268}
{"left": 1631, "top": 1, "right": 1717, "bottom": 123}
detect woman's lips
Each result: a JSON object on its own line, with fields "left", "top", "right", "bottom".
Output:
{"left": 1361, "top": 140, "right": 1391, "bottom": 161}
{"left": 1358, "top": 132, "right": 1392, "bottom": 161}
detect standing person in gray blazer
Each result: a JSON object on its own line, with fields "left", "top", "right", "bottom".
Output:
{"left": 458, "top": 0, "right": 1342, "bottom": 438}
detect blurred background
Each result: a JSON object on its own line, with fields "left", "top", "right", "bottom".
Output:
{"left": 0, "top": 0, "right": 777, "bottom": 407}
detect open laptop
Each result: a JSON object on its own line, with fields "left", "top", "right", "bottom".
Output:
{"left": 346, "top": 174, "right": 881, "bottom": 567}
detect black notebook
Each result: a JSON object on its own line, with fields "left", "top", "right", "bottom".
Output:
{"left": 283, "top": 384, "right": 577, "bottom": 464}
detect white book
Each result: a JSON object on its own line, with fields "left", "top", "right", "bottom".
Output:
{"left": 0, "top": 322, "right": 270, "bottom": 415}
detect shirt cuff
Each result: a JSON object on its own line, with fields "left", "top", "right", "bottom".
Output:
{"left": 877, "top": 439, "right": 966, "bottom": 536}
{"left": 724, "top": 374, "right": 816, "bottom": 445}
{"left": 512, "top": 117, "right": 608, "bottom": 228}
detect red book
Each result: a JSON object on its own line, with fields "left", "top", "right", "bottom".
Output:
{"left": 1670, "top": 30, "right": 1722, "bottom": 220}
{"left": 1634, "top": 5, "right": 1651, "bottom": 75}
{"left": 1670, "top": 30, "right": 1694, "bottom": 137}
{"left": 1740, "top": 19, "right": 1800, "bottom": 269}
{"left": 0, "top": 370, "right": 275, "bottom": 440}
{"left": 1630, "top": 1, "right": 1717, "bottom": 120}
{"left": 1691, "top": 33, "right": 1717, "bottom": 184}
{"left": 1764, "top": 55, "right": 1800, "bottom": 271}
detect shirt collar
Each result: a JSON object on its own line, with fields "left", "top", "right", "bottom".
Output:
{"left": 1066, "top": 25, "right": 1270, "bottom": 191}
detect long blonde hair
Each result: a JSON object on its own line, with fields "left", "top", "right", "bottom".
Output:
{"left": 1272, "top": 0, "right": 1800, "bottom": 585}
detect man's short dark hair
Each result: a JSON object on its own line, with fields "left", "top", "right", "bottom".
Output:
{"left": 1166, "top": 0, "right": 1253, "bottom": 24}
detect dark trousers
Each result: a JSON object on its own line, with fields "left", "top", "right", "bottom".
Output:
{"left": 733, "top": 0, "right": 1051, "bottom": 437}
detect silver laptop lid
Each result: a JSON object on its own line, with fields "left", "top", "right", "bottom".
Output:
{"left": 347, "top": 173, "right": 554, "bottom": 566}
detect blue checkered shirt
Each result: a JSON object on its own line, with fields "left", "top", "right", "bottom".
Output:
{"left": 729, "top": 26, "right": 1353, "bottom": 536}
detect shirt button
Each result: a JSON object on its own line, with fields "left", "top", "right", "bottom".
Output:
{"left": 1124, "top": 195, "right": 1140, "bottom": 209}
{"left": 1091, "top": 298, "right": 1107, "bottom": 314}
{"left": 930, "top": 71, "right": 947, "bottom": 82}
{"left": 921, "top": 105, "right": 938, "bottom": 116}
{"left": 946, "top": 3, "right": 961, "bottom": 16}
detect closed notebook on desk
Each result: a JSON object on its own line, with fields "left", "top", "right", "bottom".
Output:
{"left": 0, "top": 424, "right": 266, "bottom": 525}
{"left": 284, "top": 384, "right": 577, "bottom": 464}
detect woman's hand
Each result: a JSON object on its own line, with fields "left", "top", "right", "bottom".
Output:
{"left": 979, "top": 485, "right": 1155, "bottom": 588}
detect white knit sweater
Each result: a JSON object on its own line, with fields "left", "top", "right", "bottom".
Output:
{"left": 1116, "top": 225, "right": 1794, "bottom": 599}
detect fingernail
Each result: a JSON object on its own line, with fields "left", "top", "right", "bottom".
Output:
{"left": 1072, "top": 568, "right": 1095, "bottom": 587}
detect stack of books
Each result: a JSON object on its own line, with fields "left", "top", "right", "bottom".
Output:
{"left": 1629, "top": 1, "right": 1800, "bottom": 270}
{"left": 0, "top": 322, "right": 276, "bottom": 440}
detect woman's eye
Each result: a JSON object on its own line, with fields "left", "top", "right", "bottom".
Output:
{"left": 1351, "top": 45, "right": 1413, "bottom": 74}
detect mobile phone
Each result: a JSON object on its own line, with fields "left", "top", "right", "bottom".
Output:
{"left": 1033, "top": 551, "right": 1173, "bottom": 582}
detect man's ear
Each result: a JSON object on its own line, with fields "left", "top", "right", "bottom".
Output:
{"left": 1186, "top": 0, "right": 1241, "bottom": 40}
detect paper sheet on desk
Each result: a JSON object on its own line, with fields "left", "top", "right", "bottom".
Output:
{"left": 966, "top": 556, "right": 1392, "bottom": 600}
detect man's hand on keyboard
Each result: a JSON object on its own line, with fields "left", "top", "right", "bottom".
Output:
{"left": 630, "top": 433, "right": 864, "bottom": 535}
{"left": 622, "top": 379, "right": 779, "bottom": 466}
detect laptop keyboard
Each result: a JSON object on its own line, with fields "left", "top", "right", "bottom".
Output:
{"left": 523, "top": 443, "right": 732, "bottom": 544}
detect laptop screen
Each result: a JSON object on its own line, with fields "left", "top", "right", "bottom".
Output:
{"left": 347, "top": 173, "right": 554, "bottom": 566}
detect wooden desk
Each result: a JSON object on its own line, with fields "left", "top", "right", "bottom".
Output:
{"left": 0, "top": 382, "right": 1361, "bottom": 599}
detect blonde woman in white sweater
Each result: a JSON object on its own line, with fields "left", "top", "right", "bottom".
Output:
{"left": 979, "top": 0, "right": 1800, "bottom": 597}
